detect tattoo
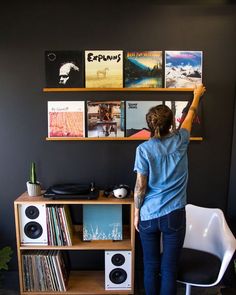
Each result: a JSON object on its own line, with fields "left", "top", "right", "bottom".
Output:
{"left": 134, "top": 173, "right": 147, "bottom": 209}
{"left": 134, "top": 194, "right": 144, "bottom": 209}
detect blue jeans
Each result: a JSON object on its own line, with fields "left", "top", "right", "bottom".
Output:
{"left": 139, "top": 208, "right": 186, "bottom": 295}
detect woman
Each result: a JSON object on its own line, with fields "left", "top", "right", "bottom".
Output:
{"left": 133, "top": 84, "right": 206, "bottom": 295}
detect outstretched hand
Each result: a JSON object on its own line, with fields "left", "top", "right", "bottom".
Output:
{"left": 194, "top": 84, "right": 206, "bottom": 97}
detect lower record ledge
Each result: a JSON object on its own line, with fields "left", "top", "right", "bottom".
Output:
{"left": 46, "top": 137, "right": 203, "bottom": 141}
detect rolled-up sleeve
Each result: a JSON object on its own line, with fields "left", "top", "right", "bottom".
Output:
{"left": 134, "top": 146, "right": 149, "bottom": 176}
{"left": 179, "top": 128, "right": 190, "bottom": 149}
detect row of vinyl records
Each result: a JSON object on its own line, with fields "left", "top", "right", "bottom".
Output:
{"left": 45, "top": 50, "right": 203, "bottom": 89}
{"left": 22, "top": 250, "right": 69, "bottom": 292}
{"left": 47, "top": 205, "right": 73, "bottom": 246}
{"left": 48, "top": 100, "right": 202, "bottom": 138}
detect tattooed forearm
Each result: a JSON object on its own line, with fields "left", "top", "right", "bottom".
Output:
{"left": 134, "top": 173, "right": 147, "bottom": 209}
{"left": 134, "top": 193, "right": 144, "bottom": 209}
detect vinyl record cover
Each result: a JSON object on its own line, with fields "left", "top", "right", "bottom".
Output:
{"left": 48, "top": 101, "right": 85, "bottom": 138}
{"left": 125, "top": 101, "right": 163, "bottom": 138}
{"left": 83, "top": 205, "right": 122, "bottom": 241}
{"left": 45, "top": 51, "right": 83, "bottom": 88}
{"left": 87, "top": 100, "right": 124, "bottom": 138}
{"left": 165, "top": 100, "right": 203, "bottom": 137}
{"left": 165, "top": 51, "right": 203, "bottom": 88}
{"left": 124, "top": 51, "right": 163, "bottom": 88}
{"left": 85, "top": 50, "right": 123, "bottom": 88}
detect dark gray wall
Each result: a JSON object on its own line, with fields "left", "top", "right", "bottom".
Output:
{"left": 0, "top": 1, "right": 236, "bottom": 270}
{"left": 228, "top": 84, "right": 236, "bottom": 221}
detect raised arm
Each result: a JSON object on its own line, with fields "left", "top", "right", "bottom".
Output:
{"left": 181, "top": 84, "right": 206, "bottom": 133}
{"left": 134, "top": 172, "right": 147, "bottom": 232}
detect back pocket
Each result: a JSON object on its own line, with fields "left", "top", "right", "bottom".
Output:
{"left": 139, "top": 219, "right": 152, "bottom": 231}
{"left": 167, "top": 208, "right": 186, "bottom": 231}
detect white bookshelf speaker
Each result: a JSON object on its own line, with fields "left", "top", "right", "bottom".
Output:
{"left": 18, "top": 204, "right": 48, "bottom": 245}
{"left": 105, "top": 250, "right": 132, "bottom": 291}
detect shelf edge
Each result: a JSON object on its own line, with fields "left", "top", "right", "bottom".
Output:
{"left": 43, "top": 87, "right": 194, "bottom": 92}
{"left": 46, "top": 137, "right": 203, "bottom": 141}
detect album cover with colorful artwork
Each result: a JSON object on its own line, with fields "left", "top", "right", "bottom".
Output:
{"left": 165, "top": 51, "right": 203, "bottom": 88}
{"left": 124, "top": 51, "right": 163, "bottom": 88}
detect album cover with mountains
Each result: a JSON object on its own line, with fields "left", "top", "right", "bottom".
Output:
{"left": 124, "top": 51, "right": 163, "bottom": 88}
{"left": 165, "top": 51, "right": 203, "bottom": 88}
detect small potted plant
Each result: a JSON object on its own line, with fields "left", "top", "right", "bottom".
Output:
{"left": 26, "top": 162, "right": 41, "bottom": 196}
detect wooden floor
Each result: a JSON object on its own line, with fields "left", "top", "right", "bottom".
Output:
{"left": 0, "top": 271, "right": 235, "bottom": 295}
{"left": 0, "top": 286, "right": 234, "bottom": 295}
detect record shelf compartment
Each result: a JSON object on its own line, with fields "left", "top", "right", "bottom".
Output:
{"left": 14, "top": 192, "right": 135, "bottom": 294}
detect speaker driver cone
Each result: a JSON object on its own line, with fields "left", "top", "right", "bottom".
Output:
{"left": 25, "top": 206, "right": 40, "bottom": 219}
{"left": 109, "top": 268, "right": 127, "bottom": 284}
{"left": 24, "top": 222, "right": 43, "bottom": 239}
{"left": 111, "top": 253, "right": 125, "bottom": 266}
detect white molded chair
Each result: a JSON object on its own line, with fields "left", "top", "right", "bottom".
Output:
{"left": 177, "top": 204, "right": 236, "bottom": 295}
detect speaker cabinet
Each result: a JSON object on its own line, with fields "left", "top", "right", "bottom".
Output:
{"left": 18, "top": 204, "right": 48, "bottom": 245}
{"left": 105, "top": 250, "right": 131, "bottom": 290}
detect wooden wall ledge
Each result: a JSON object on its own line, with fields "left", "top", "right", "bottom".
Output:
{"left": 43, "top": 87, "right": 194, "bottom": 92}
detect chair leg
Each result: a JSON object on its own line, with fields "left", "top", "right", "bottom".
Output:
{"left": 185, "top": 284, "right": 191, "bottom": 295}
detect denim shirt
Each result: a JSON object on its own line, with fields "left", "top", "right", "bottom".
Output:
{"left": 134, "top": 128, "right": 190, "bottom": 221}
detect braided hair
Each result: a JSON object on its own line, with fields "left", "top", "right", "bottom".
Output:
{"left": 146, "top": 105, "right": 173, "bottom": 139}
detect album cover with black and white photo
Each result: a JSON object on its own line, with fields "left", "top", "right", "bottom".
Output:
{"left": 45, "top": 51, "right": 83, "bottom": 88}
